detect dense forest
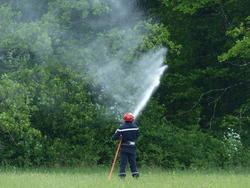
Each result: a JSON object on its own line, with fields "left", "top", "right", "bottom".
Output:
{"left": 0, "top": 0, "right": 249, "bottom": 168}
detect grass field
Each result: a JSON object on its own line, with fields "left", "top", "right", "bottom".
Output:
{"left": 0, "top": 167, "right": 250, "bottom": 188}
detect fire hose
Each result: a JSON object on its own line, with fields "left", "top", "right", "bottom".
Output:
{"left": 108, "top": 137, "right": 122, "bottom": 179}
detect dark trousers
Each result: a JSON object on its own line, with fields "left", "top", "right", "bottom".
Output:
{"left": 119, "top": 151, "right": 139, "bottom": 177}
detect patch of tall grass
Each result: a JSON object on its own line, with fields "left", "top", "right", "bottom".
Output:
{"left": 0, "top": 167, "right": 250, "bottom": 188}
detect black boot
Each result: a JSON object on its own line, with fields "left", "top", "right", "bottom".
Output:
{"left": 132, "top": 172, "right": 139, "bottom": 178}
{"left": 119, "top": 173, "right": 126, "bottom": 179}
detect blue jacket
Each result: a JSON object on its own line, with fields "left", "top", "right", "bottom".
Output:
{"left": 113, "top": 122, "right": 139, "bottom": 152}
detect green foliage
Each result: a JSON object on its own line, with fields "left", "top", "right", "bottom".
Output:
{"left": 48, "top": 0, "right": 90, "bottom": 25}
{"left": 162, "top": 0, "right": 212, "bottom": 14}
{"left": 137, "top": 100, "right": 224, "bottom": 169}
{"left": 136, "top": 0, "right": 250, "bottom": 168}
{"left": 140, "top": 21, "right": 181, "bottom": 54}
{"left": 0, "top": 76, "right": 43, "bottom": 166}
{"left": 219, "top": 16, "right": 250, "bottom": 62}
{"left": 0, "top": 0, "right": 250, "bottom": 169}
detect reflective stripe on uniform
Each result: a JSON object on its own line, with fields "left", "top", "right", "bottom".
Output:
{"left": 132, "top": 172, "right": 139, "bottom": 175}
{"left": 122, "top": 141, "right": 135, "bottom": 146}
{"left": 115, "top": 128, "right": 139, "bottom": 133}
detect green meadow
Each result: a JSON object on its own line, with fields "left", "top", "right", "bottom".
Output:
{"left": 0, "top": 168, "right": 250, "bottom": 188}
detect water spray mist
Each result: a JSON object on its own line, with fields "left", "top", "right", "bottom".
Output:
{"left": 132, "top": 48, "right": 167, "bottom": 118}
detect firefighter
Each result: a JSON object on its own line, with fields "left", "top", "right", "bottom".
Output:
{"left": 113, "top": 112, "right": 139, "bottom": 178}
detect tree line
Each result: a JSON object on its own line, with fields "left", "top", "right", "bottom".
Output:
{"left": 0, "top": 0, "right": 249, "bottom": 168}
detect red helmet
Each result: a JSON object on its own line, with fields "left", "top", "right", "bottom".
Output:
{"left": 123, "top": 112, "right": 135, "bottom": 122}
